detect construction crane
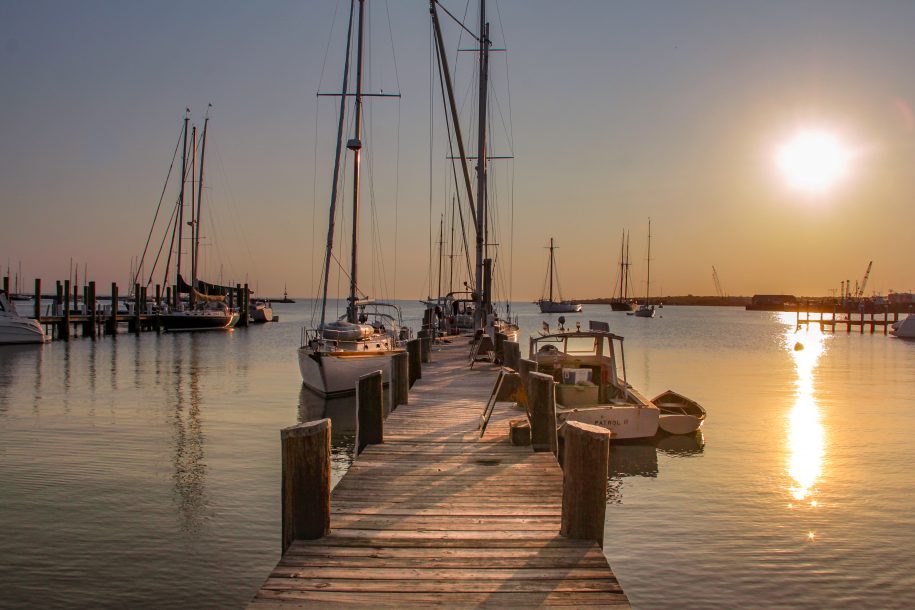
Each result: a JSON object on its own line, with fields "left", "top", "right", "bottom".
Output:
{"left": 712, "top": 266, "right": 725, "bottom": 298}
{"left": 855, "top": 261, "right": 873, "bottom": 299}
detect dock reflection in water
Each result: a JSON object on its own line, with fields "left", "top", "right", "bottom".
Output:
{"left": 606, "top": 432, "right": 704, "bottom": 502}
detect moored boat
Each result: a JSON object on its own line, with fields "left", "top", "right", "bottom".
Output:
{"left": 0, "top": 290, "right": 49, "bottom": 345}
{"left": 529, "top": 322, "right": 659, "bottom": 440}
{"left": 890, "top": 314, "right": 915, "bottom": 339}
{"left": 652, "top": 389, "right": 707, "bottom": 435}
{"left": 537, "top": 238, "right": 582, "bottom": 314}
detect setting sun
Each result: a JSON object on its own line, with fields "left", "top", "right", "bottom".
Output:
{"left": 776, "top": 130, "right": 850, "bottom": 193}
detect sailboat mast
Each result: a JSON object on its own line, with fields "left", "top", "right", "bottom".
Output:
{"left": 195, "top": 114, "right": 210, "bottom": 298}
{"left": 318, "top": 0, "right": 356, "bottom": 330}
{"left": 474, "top": 0, "right": 490, "bottom": 325}
{"left": 548, "top": 238, "right": 555, "bottom": 303}
{"left": 177, "top": 113, "right": 188, "bottom": 289}
{"left": 346, "top": 0, "right": 366, "bottom": 324}
{"left": 437, "top": 214, "right": 444, "bottom": 302}
{"left": 189, "top": 124, "right": 198, "bottom": 303}
{"left": 448, "top": 194, "right": 456, "bottom": 295}
{"left": 645, "top": 218, "right": 651, "bottom": 302}
{"left": 624, "top": 230, "right": 631, "bottom": 300}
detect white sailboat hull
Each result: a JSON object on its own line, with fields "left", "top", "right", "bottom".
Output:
{"left": 556, "top": 405, "right": 659, "bottom": 440}
{"left": 298, "top": 347, "right": 399, "bottom": 398}
{"left": 538, "top": 300, "right": 582, "bottom": 313}
{"left": 0, "top": 313, "right": 49, "bottom": 345}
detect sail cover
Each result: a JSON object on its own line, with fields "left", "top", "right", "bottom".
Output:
{"left": 177, "top": 274, "right": 235, "bottom": 299}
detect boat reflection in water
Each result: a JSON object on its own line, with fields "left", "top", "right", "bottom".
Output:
{"left": 783, "top": 314, "right": 826, "bottom": 509}
{"left": 298, "top": 386, "right": 365, "bottom": 482}
{"left": 606, "top": 432, "right": 705, "bottom": 502}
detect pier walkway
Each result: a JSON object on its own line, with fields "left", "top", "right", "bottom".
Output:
{"left": 249, "top": 339, "right": 629, "bottom": 608}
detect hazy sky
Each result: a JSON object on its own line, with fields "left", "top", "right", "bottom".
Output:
{"left": 2, "top": 0, "right": 915, "bottom": 300}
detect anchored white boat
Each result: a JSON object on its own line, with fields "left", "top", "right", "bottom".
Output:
{"left": 890, "top": 314, "right": 915, "bottom": 339}
{"left": 530, "top": 322, "right": 659, "bottom": 440}
{"left": 537, "top": 238, "right": 582, "bottom": 314}
{"left": 652, "top": 389, "right": 707, "bottom": 435}
{"left": 632, "top": 219, "right": 656, "bottom": 318}
{"left": 0, "top": 291, "right": 49, "bottom": 345}
{"left": 250, "top": 299, "right": 274, "bottom": 323}
{"left": 299, "top": 2, "right": 410, "bottom": 398}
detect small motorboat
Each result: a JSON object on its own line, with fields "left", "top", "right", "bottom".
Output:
{"left": 0, "top": 290, "right": 49, "bottom": 345}
{"left": 652, "top": 390, "right": 707, "bottom": 435}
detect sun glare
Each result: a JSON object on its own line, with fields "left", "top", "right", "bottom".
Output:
{"left": 776, "top": 130, "right": 850, "bottom": 193}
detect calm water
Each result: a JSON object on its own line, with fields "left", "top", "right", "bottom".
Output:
{"left": 1, "top": 303, "right": 914, "bottom": 608}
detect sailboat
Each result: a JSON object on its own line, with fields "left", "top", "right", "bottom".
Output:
{"left": 610, "top": 231, "right": 636, "bottom": 311}
{"left": 633, "top": 218, "right": 656, "bottom": 318}
{"left": 160, "top": 112, "right": 239, "bottom": 331}
{"left": 298, "top": 0, "right": 411, "bottom": 398}
{"left": 537, "top": 238, "right": 582, "bottom": 313}
{"left": 427, "top": 0, "right": 519, "bottom": 345}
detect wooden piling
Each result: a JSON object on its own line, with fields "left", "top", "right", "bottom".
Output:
{"left": 356, "top": 370, "right": 384, "bottom": 455}
{"left": 390, "top": 351, "right": 409, "bottom": 409}
{"left": 62, "top": 279, "right": 71, "bottom": 340}
{"left": 33, "top": 278, "right": 41, "bottom": 320}
{"left": 518, "top": 358, "right": 537, "bottom": 410}
{"left": 281, "top": 419, "right": 331, "bottom": 554}
{"left": 1, "top": 276, "right": 7, "bottom": 294}
{"left": 420, "top": 335, "right": 432, "bottom": 363}
{"left": 240, "top": 283, "right": 250, "bottom": 327}
{"left": 88, "top": 281, "right": 97, "bottom": 340}
{"left": 528, "top": 371, "right": 558, "bottom": 455}
{"left": 495, "top": 331, "right": 507, "bottom": 364}
{"left": 133, "top": 283, "right": 141, "bottom": 334}
{"left": 560, "top": 420, "right": 611, "bottom": 546}
{"left": 406, "top": 338, "right": 422, "bottom": 387}
{"left": 108, "top": 283, "right": 118, "bottom": 335}
{"left": 504, "top": 340, "right": 521, "bottom": 371}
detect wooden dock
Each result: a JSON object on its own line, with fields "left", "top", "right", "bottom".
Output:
{"left": 250, "top": 339, "right": 629, "bottom": 608}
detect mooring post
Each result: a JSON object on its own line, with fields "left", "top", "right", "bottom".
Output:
{"left": 1, "top": 276, "right": 7, "bottom": 294}
{"left": 133, "top": 283, "right": 141, "bottom": 334}
{"left": 407, "top": 338, "right": 422, "bottom": 387}
{"left": 356, "top": 370, "right": 384, "bottom": 455}
{"left": 518, "top": 358, "right": 537, "bottom": 410}
{"left": 240, "top": 283, "right": 250, "bottom": 327}
{"left": 55, "top": 281, "right": 63, "bottom": 316}
{"left": 504, "top": 341, "right": 521, "bottom": 371}
{"left": 495, "top": 332, "right": 507, "bottom": 364}
{"left": 529, "top": 371, "right": 558, "bottom": 455}
{"left": 33, "top": 278, "right": 41, "bottom": 320}
{"left": 390, "top": 351, "right": 409, "bottom": 409}
{"left": 88, "top": 281, "right": 97, "bottom": 340}
{"left": 420, "top": 333, "right": 432, "bottom": 364}
{"left": 281, "top": 419, "right": 331, "bottom": 554}
{"left": 560, "top": 420, "right": 611, "bottom": 546}
{"left": 108, "top": 283, "right": 119, "bottom": 335}
{"left": 62, "top": 279, "right": 71, "bottom": 340}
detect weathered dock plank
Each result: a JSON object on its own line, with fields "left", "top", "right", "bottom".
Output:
{"left": 250, "top": 337, "right": 629, "bottom": 608}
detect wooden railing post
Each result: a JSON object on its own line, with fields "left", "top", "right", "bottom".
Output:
{"left": 88, "top": 281, "right": 97, "bottom": 340}
{"left": 518, "top": 358, "right": 537, "bottom": 410}
{"left": 390, "top": 351, "right": 409, "bottom": 409}
{"left": 504, "top": 341, "right": 521, "bottom": 371}
{"left": 33, "top": 278, "right": 41, "bottom": 320}
{"left": 281, "top": 419, "right": 331, "bottom": 554}
{"left": 528, "top": 371, "right": 557, "bottom": 454}
{"left": 406, "top": 338, "right": 422, "bottom": 387}
{"left": 560, "top": 421, "right": 610, "bottom": 546}
{"left": 356, "top": 370, "right": 384, "bottom": 455}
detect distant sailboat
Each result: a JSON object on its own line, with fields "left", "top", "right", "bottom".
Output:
{"left": 633, "top": 218, "right": 656, "bottom": 318}
{"left": 610, "top": 230, "right": 636, "bottom": 312}
{"left": 160, "top": 111, "right": 239, "bottom": 331}
{"left": 537, "top": 238, "right": 582, "bottom": 313}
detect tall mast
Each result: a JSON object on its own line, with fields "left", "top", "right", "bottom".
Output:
{"left": 318, "top": 0, "right": 356, "bottom": 330}
{"left": 548, "top": 238, "right": 555, "bottom": 303}
{"left": 189, "top": 124, "right": 197, "bottom": 302}
{"left": 645, "top": 218, "right": 652, "bottom": 302}
{"left": 448, "top": 194, "right": 456, "bottom": 295}
{"left": 195, "top": 113, "right": 210, "bottom": 297}
{"left": 474, "top": 0, "right": 490, "bottom": 325}
{"left": 617, "top": 231, "right": 625, "bottom": 300}
{"left": 624, "top": 230, "right": 631, "bottom": 300}
{"left": 436, "top": 214, "right": 444, "bottom": 301}
{"left": 346, "top": 0, "right": 366, "bottom": 324}
{"left": 177, "top": 112, "right": 189, "bottom": 288}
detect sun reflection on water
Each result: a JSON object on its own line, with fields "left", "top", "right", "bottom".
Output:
{"left": 779, "top": 313, "right": 826, "bottom": 504}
